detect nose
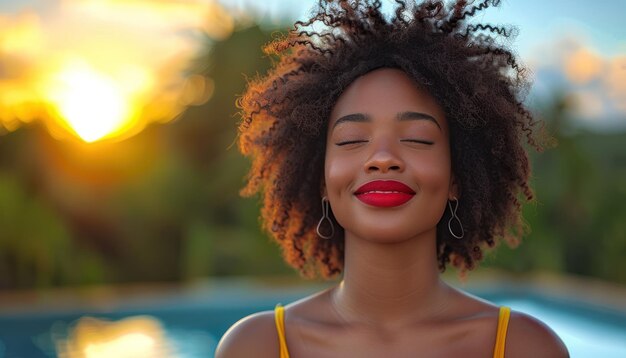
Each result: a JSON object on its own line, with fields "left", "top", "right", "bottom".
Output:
{"left": 364, "top": 141, "right": 404, "bottom": 174}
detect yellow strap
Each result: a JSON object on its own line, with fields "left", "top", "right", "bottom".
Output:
{"left": 493, "top": 306, "right": 511, "bottom": 358}
{"left": 274, "top": 304, "right": 291, "bottom": 358}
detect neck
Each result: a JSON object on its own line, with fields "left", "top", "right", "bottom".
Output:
{"left": 331, "top": 229, "right": 450, "bottom": 328}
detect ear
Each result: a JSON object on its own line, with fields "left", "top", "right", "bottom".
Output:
{"left": 320, "top": 180, "right": 328, "bottom": 198}
{"left": 448, "top": 173, "right": 460, "bottom": 200}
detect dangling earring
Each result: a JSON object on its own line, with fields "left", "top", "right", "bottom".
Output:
{"left": 316, "top": 196, "right": 334, "bottom": 239}
{"left": 448, "top": 197, "right": 464, "bottom": 239}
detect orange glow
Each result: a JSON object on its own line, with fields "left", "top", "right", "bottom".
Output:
{"left": 0, "top": 12, "right": 42, "bottom": 55}
{"left": 84, "top": 333, "right": 156, "bottom": 358}
{"left": 0, "top": 0, "right": 233, "bottom": 142}
{"left": 564, "top": 49, "right": 604, "bottom": 85}
{"left": 56, "top": 316, "right": 176, "bottom": 358}
{"left": 45, "top": 60, "right": 133, "bottom": 142}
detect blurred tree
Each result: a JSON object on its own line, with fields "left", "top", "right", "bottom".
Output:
{"left": 0, "top": 164, "right": 106, "bottom": 288}
{"left": 483, "top": 94, "right": 626, "bottom": 283}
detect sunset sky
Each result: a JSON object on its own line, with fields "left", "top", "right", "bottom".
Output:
{"left": 0, "top": 0, "right": 624, "bottom": 142}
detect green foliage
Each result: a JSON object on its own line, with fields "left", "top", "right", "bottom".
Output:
{"left": 0, "top": 172, "right": 106, "bottom": 288}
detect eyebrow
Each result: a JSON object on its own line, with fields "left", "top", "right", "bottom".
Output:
{"left": 397, "top": 111, "right": 441, "bottom": 129}
{"left": 332, "top": 111, "right": 441, "bottom": 130}
{"left": 332, "top": 113, "right": 370, "bottom": 129}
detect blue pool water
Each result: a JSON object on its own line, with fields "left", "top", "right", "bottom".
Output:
{"left": 0, "top": 281, "right": 625, "bottom": 357}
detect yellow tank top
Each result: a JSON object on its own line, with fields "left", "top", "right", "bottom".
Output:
{"left": 274, "top": 305, "right": 511, "bottom": 358}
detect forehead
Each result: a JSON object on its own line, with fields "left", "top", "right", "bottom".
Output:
{"left": 329, "top": 68, "right": 447, "bottom": 130}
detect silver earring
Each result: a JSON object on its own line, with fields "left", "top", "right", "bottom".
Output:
{"left": 316, "top": 196, "right": 334, "bottom": 239}
{"left": 448, "top": 197, "right": 464, "bottom": 239}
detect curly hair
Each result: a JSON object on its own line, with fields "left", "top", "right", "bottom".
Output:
{"left": 236, "top": 0, "right": 543, "bottom": 279}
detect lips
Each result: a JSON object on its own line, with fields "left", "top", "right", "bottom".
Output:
{"left": 354, "top": 180, "right": 416, "bottom": 208}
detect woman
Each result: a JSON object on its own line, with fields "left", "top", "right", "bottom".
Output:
{"left": 216, "top": 0, "right": 569, "bottom": 357}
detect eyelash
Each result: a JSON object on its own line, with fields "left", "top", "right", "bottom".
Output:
{"left": 335, "top": 139, "right": 434, "bottom": 146}
{"left": 401, "top": 139, "right": 434, "bottom": 145}
{"left": 336, "top": 140, "right": 367, "bottom": 146}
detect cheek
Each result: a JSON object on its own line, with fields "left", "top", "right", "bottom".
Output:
{"left": 415, "top": 154, "right": 451, "bottom": 191}
{"left": 324, "top": 149, "right": 362, "bottom": 230}
{"left": 324, "top": 151, "right": 354, "bottom": 197}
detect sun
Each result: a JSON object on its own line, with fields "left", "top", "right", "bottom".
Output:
{"left": 46, "top": 60, "right": 131, "bottom": 143}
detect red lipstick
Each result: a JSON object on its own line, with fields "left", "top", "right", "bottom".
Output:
{"left": 354, "top": 180, "right": 416, "bottom": 208}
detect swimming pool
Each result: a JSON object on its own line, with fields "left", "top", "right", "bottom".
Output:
{"left": 0, "top": 279, "right": 625, "bottom": 357}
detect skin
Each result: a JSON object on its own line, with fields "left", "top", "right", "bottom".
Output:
{"left": 215, "top": 68, "right": 569, "bottom": 357}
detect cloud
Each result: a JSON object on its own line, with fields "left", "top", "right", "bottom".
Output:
{"left": 528, "top": 34, "right": 626, "bottom": 126}
{"left": 564, "top": 48, "right": 604, "bottom": 85}
{"left": 604, "top": 56, "right": 626, "bottom": 112}
{"left": 0, "top": 0, "right": 233, "bottom": 142}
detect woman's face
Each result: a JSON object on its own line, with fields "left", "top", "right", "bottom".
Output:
{"left": 324, "top": 68, "right": 456, "bottom": 243}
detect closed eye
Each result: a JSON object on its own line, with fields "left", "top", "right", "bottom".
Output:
{"left": 401, "top": 139, "right": 434, "bottom": 145}
{"left": 336, "top": 140, "right": 368, "bottom": 146}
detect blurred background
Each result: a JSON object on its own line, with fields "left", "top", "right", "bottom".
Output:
{"left": 0, "top": 0, "right": 624, "bottom": 357}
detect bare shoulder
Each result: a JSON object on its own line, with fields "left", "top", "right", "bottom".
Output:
{"left": 214, "top": 310, "right": 279, "bottom": 358}
{"left": 505, "top": 310, "right": 569, "bottom": 358}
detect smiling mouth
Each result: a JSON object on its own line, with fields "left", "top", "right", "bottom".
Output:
{"left": 354, "top": 180, "right": 415, "bottom": 208}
